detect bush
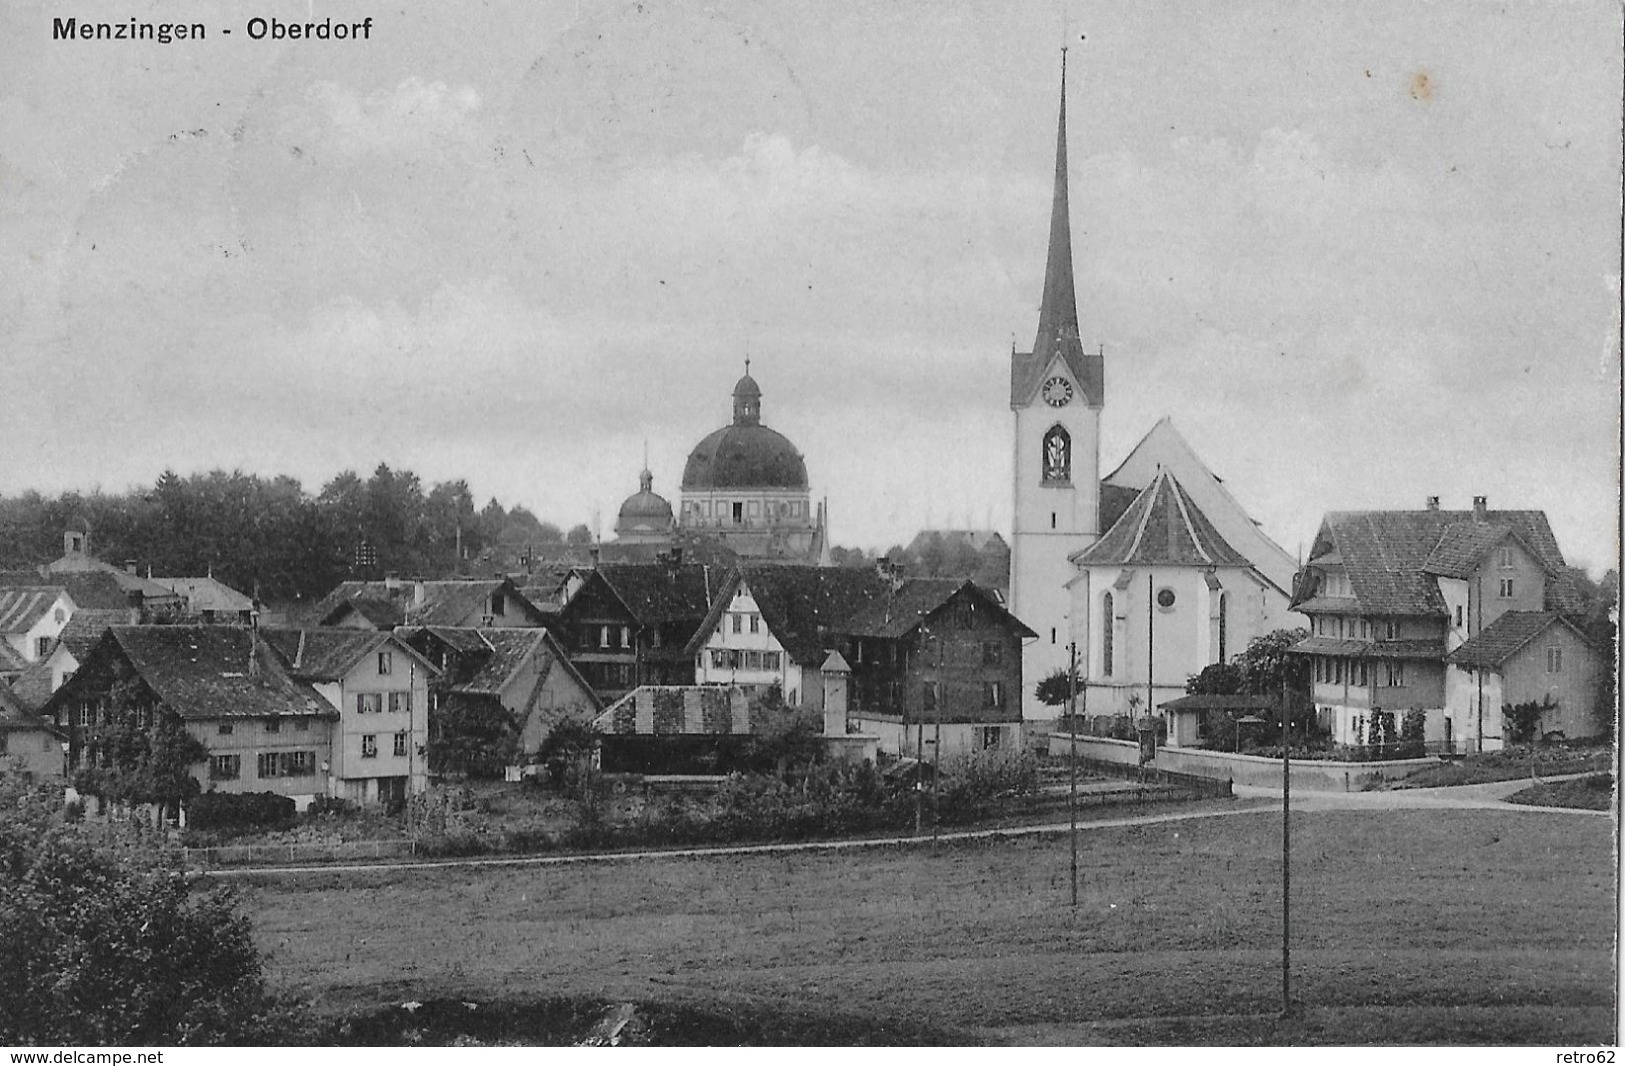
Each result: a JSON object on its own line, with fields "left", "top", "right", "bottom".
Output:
{"left": 188, "top": 791, "right": 297, "bottom": 831}
{"left": 0, "top": 780, "right": 312, "bottom": 1044}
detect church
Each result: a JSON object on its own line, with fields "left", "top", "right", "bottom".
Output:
{"left": 1007, "top": 56, "right": 1296, "bottom": 721}
{"left": 613, "top": 367, "right": 830, "bottom": 566}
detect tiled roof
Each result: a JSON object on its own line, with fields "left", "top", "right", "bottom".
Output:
{"left": 305, "top": 579, "right": 546, "bottom": 628}
{"left": 0, "top": 571, "right": 134, "bottom": 612}
{"left": 261, "top": 628, "right": 405, "bottom": 682}
{"left": 0, "top": 680, "right": 58, "bottom": 735}
{"left": 596, "top": 564, "right": 722, "bottom": 627}
{"left": 8, "top": 660, "right": 52, "bottom": 712}
{"left": 0, "top": 588, "right": 66, "bottom": 635}
{"left": 1301, "top": 509, "right": 1574, "bottom": 617}
{"left": 147, "top": 576, "right": 255, "bottom": 613}
{"left": 906, "top": 530, "right": 1009, "bottom": 555}
{"left": 1290, "top": 636, "right": 1370, "bottom": 657}
{"left": 1072, "top": 469, "right": 1251, "bottom": 568}
{"left": 57, "top": 610, "right": 129, "bottom": 660}
{"left": 1445, "top": 612, "right": 1592, "bottom": 669}
{"left": 837, "top": 579, "right": 1036, "bottom": 641}
{"left": 1293, "top": 596, "right": 1362, "bottom": 614}
{"left": 50, "top": 627, "right": 333, "bottom": 721}
{"left": 1290, "top": 636, "right": 1445, "bottom": 661}
{"left": 689, "top": 565, "right": 894, "bottom": 665}
{"left": 0, "top": 641, "right": 29, "bottom": 674}
{"left": 593, "top": 685, "right": 756, "bottom": 736}
{"left": 1097, "top": 482, "right": 1142, "bottom": 536}
{"left": 446, "top": 629, "right": 545, "bottom": 695}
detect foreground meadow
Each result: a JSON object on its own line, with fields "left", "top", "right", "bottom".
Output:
{"left": 243, "top": 807, "right": 1615, "bottom": 1045}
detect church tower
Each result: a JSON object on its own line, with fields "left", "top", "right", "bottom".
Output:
{"left": 1009, "top": 52, "right": 1103, "bottom": 719}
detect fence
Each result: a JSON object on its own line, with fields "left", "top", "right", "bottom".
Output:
{"left": 184, "top": 838, "right": 418, "bottom": 867}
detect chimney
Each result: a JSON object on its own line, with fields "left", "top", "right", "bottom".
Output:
{"left": 413, "top": 580, "right": 427, "bottom": 608}
{"left": 588, "top": 545, "right": 601, "bottom": 568}
{"left": 1472, "top": 495, "right": 1488, "bottom": 521}
{"left": 1425, "top": 496, "right": 1440, "bottom": 511}
{"left": 123, "top": 559, "right": 138, "bottom": 575}
{"left": 384, "top": 572, "right": 403, "bottom": 592}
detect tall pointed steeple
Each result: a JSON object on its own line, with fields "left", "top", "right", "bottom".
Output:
{"left": 1034, "top": 48, "right": 1080, "bottom": 355}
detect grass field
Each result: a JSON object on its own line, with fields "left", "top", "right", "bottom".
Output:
{"left": 1507, "top": 774, "right": 1615, "bottom": 811}
{"left": 1389, "top": 745, "right": 1614, "bottom": 789}
{"left": 243, "top": 806, "right": 1616, "bottom": 1045}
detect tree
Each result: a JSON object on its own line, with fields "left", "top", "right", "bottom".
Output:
{"left": 566, "top": 523, "right": 593, "bottom": 546}
{"left": 0, "top": 781, "right": 305, "bottom": 1044}
{"left": 71, "top": 673, "right": 207, "bottom": 824}
{"left": 1034, "top": 666, "right": 1081, "bottom": 708}
{"left": 1185, "top": 662, "right": 1244, "bottom": 696}
{"left": 1233, "top": 628, "right": 1310, "bottom": 696}
{"left": 426, "top": 695, "right": 520, "bottom": 779}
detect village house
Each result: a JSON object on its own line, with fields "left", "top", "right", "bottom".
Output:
{"left": 833, "top": 573, "right": 1036, "bottom": 755}
{"left": 43, "top": 530, "right": 185, "bottom": 615}
{"left": 401, "top": 626, "right": 599, "bottom": 770}
{"left": 551, "top": 555, "right": 722, "bottom": 702}
{"left": 147, "top": 574, "right": 256, "bottom": 623}
{"left": 0, "top": 681, "right": 63, "bottom": 785}
{"left": 687, "top": 564, "right": 891, "bottom": 708}
{"left": 263, "top": 628, "right": 437, "bottom": 807}
{"left": 0, "top": 586, "right": 75, "bottom": 677}
{"left": 1289, "top": 496, "right": 1592, "bottom": 752}
{"left": 42, "top": 626, "right": 337, "bottom": 811}
{"left": 303, "top": 576, "right": 550, "bottom": 630}
{"left": 1444, "top": 612, "right": 1605, "bottom": 744}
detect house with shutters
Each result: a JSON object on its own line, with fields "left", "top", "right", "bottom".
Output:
{"left": 551, "top": 556, "right": 723, "bottom": 702}
{"left": 42, "top": 626, "right": 337, "bottom": 811}
{"left": 687, "top": 564, "right": 891, "bottom": 708}
{"left": 303, "top": 577, "right": 549, "bottom": 630}
{"left": 1289, "top": 496, "right": 1592, "bottom": 752}
{"left": 832, "top": 574, "right": 1036, "bottom": 755}
{"left": 263, "top": 628, "right": 437, "bottom": 806}
{"left": 402, "top": 626, "right": 599, "bottom": 768}
{"left": 0, "top": 587, "right": 75, "bottom": 677}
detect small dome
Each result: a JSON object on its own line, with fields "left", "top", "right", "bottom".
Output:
{"left": 615, "top": 470, "right": 674, "bottom": 532}
{"left": 733, "top": 373, "right": 761, "bottom": 400}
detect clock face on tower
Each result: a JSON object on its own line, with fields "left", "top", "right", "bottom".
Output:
{"left": 1041, "top": 376, "right": 1073, "bottom": 407}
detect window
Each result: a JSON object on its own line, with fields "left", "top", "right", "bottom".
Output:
{"left": 490, "top": 592, "right": 506, "bottom": 616}
{"left": 1217, "top": 592, "right": 1228, "bottom": 662}
{"left": 1359, "top": 619, "right": 1369, "bottom": 639}
{"left": 1041, "top": 424, "right": 1071, "bottom": 483}
{"left": 361, "top": 734, "right": 378, "bottom": 759}
{"left": 218, "top": 722, "right": 234, "bottom": 735}
{"left": 1498, "top": 546, "right": 1514, "bottom": 569}
{"left": 388, "top": 692, "right": 412, "bottom": 714}
{"left": 210, "top": 754, "right": 240, "bottom": 780}
{"left": 294, "top": 717, "right": 310, "bottom": 732}
{"left": 1384, "top": 620, "right": 1398, "bottom": 640}
{"left": 265, "top": 717, "right": 282, "bottom": 733}
{"left": 1333, "top": 658, "right": 1344, "bottom": 684}
{"left": 1357, "top": 660, "right": 1368, "bottom": 686}
{"left": 377, "top": 651, "right": 393, "bottom": 675}
{"left": 762, "top": 651, "right": 781, "bottom": 671}
{"left": 749, "top": 614, "right": 760, "bottom": 634}
{"left": 1385, "top": 661, "right": 1406, "bottom": 686}
{"left": 201, "top": 609, "right": 216, "bottom": 624}
{"left": 985, "top": 681, "right": 1005, "bottom": 709}
{"left": 732, "top": 502, "right": 744, "bottom": 523}
{"left": 355, "top": 692, "right": 383, "bottom": 714}
{"left": 922, "top": 682, "right": 938, "bottom": 713}
{"left": 981, "top": 726, "right": 1002, "bottom": 750}
{"left": 1454, "top": 605, "right": 1463, "bottom": 627}
{"left": 1156, "top": 588, "right": 1176, "bottom": 611}
{"left": 394, "top": 732, "right": 408, "bottom": 757}
{"left": 1050, "top": 627, "right": 1057, "bottom": 645}
{"left": 256, "top": 752, "right": 280, "bottom": 778}
{"left": 982, "top": 641, "right": 1004, "bottom": 667}
{"left": 35, "top": 636, "right": 51, "bottom": 658}
{"left": 1101, "top": 593, "right": 1114, "bottom": 676}
{"left": 1051, "top": 512, "right": 1057, "bottom": 530}
{"left": 731, "top": 613, "right": 743, "bottom": 634}
{"left": 711, "top": 649, "right": 726, "bottom": 668}
{"left": 1546, "top": 646, "right": 1563, "bottom": 673}
{"left": 745, "top": 651, "right": 763, "bottom": 670}
{"left": 1498, "top": 578, "right": 1514, "bottom": 598}
{"left": 620, "top": 626, "right": 632, "bottom": 648}
{"left": 599, "top": 625, "right": 613, "bottom": 648}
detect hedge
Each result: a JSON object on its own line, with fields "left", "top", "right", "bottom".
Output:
{"left": 188, "top": 791, "right": 297, "bottom": 831}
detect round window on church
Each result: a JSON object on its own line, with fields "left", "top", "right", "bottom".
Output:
{"left": 1156, "top": 588, "right": 1177, "bottom": 611}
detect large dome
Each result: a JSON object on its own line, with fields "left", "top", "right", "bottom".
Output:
{"left": 615, "top": 469, "right": 674, "bottom": 534}
{"left": 681, "top": 424, "right": 808, "bottom": 490}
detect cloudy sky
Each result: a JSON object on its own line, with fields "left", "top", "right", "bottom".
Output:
{"left": 2, "top": 0, "right": 1620, "bottom": 569}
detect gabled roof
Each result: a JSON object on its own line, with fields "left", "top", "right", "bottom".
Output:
{"left": 424, "top": 627, "right": 545, "bottom": 695}
{"left": 1298, "top": 509, "right": 1574, "bottom": 617}
{"left": 56, "top": 610, "right": 129, "bottom": 660}
{"left": 595, "top": 564, "right": 722, "bottom": 626}
{"left": 147, "top": 575, "right": 255, "bottom": 613}
{"left": 0, "top": 642, "right": 28, "bottom": 674}
{"left": 261, "top": 627, "right": 438, "bottom": 683}
{"left": 46, "top": 627, "right": 332, "bottom": 721}
{"left": 1071, "top": 469, "right": 1251, "bottom": 568}
{"left": 0, "top": 587, "right": 69, "bottom": 635}
{"left": 0, "top": 680, "right": 59, "bottom": 736}
{"left": 0, "top": 570, "right": 135, "bottom": 612}
{"left": 8, "top": 659, "right": 53, "bottom": 712}
{"left": 905, "top": 530, "right": 1010, "bottom": 555}
{"left": 836, "top": 579, "right": 1037, "bottom": 642}
{"left": 686, "top": 565, "right": 893, "bottom": 664}
{"left": 1445, "top": 611, "right": 1595, "bottom": 669}
{"left": 304, "top": 579, "right": 546, "bottom": 628}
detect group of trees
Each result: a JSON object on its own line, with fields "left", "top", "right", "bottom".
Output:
{"left": 0, "top": 465, "right": 591, "bottom": 602}
{"left": 830, "top": 532, "right": 1009, "bottom": 590}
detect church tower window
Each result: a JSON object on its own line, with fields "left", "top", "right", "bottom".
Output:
{"left": 1101, "top": 592, "right": 1114, "bottom": 676}
{"left": 1042, "top": 425, "right": 1071, "bottom": 483}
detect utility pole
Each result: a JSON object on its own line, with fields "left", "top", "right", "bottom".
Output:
{"left": 1280, "top": 671, "right": 1293, "bottom": 1018}
{"left": 1068, "top": 640, "right": 1078, "bottom": 907}
{"left": 932, "top": 632, "right": 943, "bottom": 848}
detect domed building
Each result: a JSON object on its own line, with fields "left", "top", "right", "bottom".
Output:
{"left": 678, "top": 367, "right": 828, "bottom": 564}
{"left": 613, "top": 468, "right": 676, "bottom": 544}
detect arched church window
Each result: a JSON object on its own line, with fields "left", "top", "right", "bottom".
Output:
{"left": 1042, "top": 425, "right": 1071, "bottom": 483}
{"left": 1217, "top": 591, "right": 1228, "bottom": 662}
{"left": 1101, "top": 592, "right": 1114, "bottom": 676}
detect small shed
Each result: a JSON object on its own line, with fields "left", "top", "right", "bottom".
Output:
{"left": 1158, "top": 693, "right": 1280, "bottom": 750}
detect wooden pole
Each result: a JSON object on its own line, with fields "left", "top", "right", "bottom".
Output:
{"left": 1068, "top": 640, "right": 1078, "bottom": 907}
{"left": 1281, "top": 673, "right": 1292, "bottom": 1018}
{"left": 932, "top": 634, "right": 942, "bottom": 847}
